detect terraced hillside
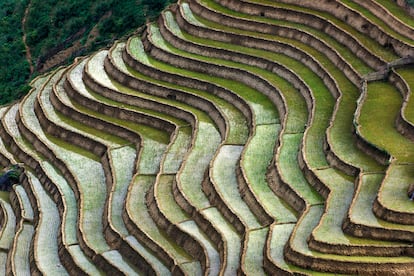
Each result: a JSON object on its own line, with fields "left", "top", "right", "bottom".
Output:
{"left": 1, "top": 0, "right": 414, "bottom": 274}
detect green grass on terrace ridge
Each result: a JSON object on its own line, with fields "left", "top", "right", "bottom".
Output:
{"left": 359, "top": 81, "right": 414, "bottom": 163}
{"left": 181, "top": 4, "right": 332, "bottom": 167}
{"left": 396, "top": 65, "right": 414, "bottom": 125}
{"left": 199, "top": 0, "right": 372, "bottom": 75}
{"left": 150, "top": 22, "right": 280, "bottom": 126}
{"left": 108, "top": 43, "right": 220, "bottom": 130}
{"left": 163, "top": 11, "right": 305, "bottom": 132}
{"left": 127, "top": 37, "right": 248, "bottom": 145}
{"left": 42, "top": 76, "right": 129, "bottom": 149}
{"left": 339, "top": 0, "right": 414, "bottom": 46}
{"left": 88, "top": 50, "right": 188, "bottom": 128}
{"left": 244, "top": 0, "right": 398, "bottom": 62}
{"left": 69, "top": 59, "right": 171, "bottom": 145}
{"left": 21, "top": 78, "right": 111, "bottom": 253}
{"left": 374, "top": 0, "right": 414, "bottom": 29}
{"left": 180, "top": 3, "right": 384, "bottom": 170}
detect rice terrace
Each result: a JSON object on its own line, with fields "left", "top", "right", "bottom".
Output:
{"left": 1, "top": 0, "right": 414, "bottom": 275}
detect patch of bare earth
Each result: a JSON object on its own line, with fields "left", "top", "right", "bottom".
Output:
{"left": 37, "top": 10, "right": 112, "bottom": 73}
{"left": 22, "top": 0, "right": 34, "bottom": 74}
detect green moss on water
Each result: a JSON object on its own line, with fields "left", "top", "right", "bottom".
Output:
{"left": 201, "top": 207, "right": 241, "bottom": 274}
{"left": 156, "top": 175, "right": 189, "bottom": 223}
{"left": 41, "top": 161, "right": 79, "bottom": 246}
{"left": 213, "top": 145, "right": 261, "bottom": 228}
{"left": 163, "top": 126, "right": 192, "bottom": 174}
{"left": 243, "top": 124, "right": 297, "bottom": 222}
{"left": 279, "top": 134, "right": 323, "bottom": 205}
{"left": 269, "top": 223, "right": 339, "bottom": 275}
{"left": 294, "top": 205, "right": 414, "bottom": 262}
{"left": 53, "top": 106, "right": 128, "bottom": 147}
{"left": 313, "top": 168, "right": 405, "bottom": 246}
{"left": 360, "top": 81, "right": 414, "bottom": 162}
{"left": 109, "top": 147, "right": 136, "bottom": 237}
{"left": 379, "top": 163, "right": 414, "bottom": 213}
{"left": 127, "top": 175, "right": 193, "bottom": 263}
{"left": 352, "top": 174, "right": 414, "bottom": 231}
{"left": 178, "top": 121, "right": 221, "bottom": 208}
{"left": 243, "top": 228, "right": 268, "bottom": 275}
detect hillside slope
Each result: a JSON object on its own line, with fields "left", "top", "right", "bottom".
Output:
{"left": 0, "top": 0, "right": 173, "bottom": 105}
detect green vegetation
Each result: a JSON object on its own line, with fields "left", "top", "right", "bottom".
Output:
{"left": 0, "top": 0, "right": 174, "bottom": 105}
{"left": 0, "top": 0, "right": 31, "bottom": 105}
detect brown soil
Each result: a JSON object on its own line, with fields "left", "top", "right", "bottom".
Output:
{"left": 37, "top": 10, "right": 113, "bottom": 73}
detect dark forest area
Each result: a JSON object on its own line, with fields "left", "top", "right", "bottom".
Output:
{"left": 0, "top": 0, "right": 173, "bottom": 105}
